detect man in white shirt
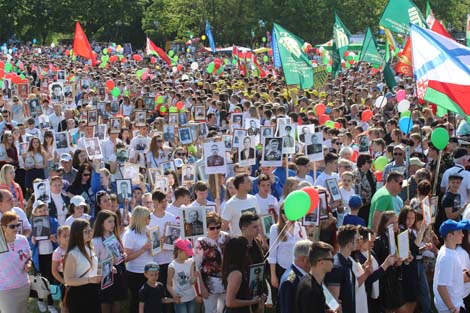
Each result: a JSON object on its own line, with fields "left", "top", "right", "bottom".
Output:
{"left": 48, "top": 103, "right": 65, "bottom": 132}
{"left": 0, "top": 190, "right": 31, "bottom": 236}
{"left": 433, "top": 219, "right": 470, "bottom": 312}
{"left": 129, "top": 126, "right": 152, "bottom": 167}
{"left": 441, "top": 148, "right": 470, "bottom": 204}
{"left": 166, "top": 186, "right": 191, "bottom": 219}
{"left": 222, "top": 174, "right": 260, "bottom": 236}
{"left": 255, "top": 174, "right": 279, "bottom": 216}
{"left": 101, "top": 131, "right": 122, "bottom": 166}
{"left": 76, "top": 124, "right": 95, "bottom": 150}
{"left": 315, "top": 152, "right": 339, "bottom": 188}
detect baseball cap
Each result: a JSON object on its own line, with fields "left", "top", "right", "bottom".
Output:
{"left": 60, "top": 153, "right": 72, "bottom": 162}
{"left": 70, "top": 195, "right": 87, "bottom": 207}
{"left": 454, "top": 147, "right": 468, "bottom": 159}
{"left": 144, "top": 262, "right": 160, "bottom": 272}
{"left": 174, "top": 238, "right": 194, "bottom": 256}
{"left": 50, "top": 164, "right": 64, "bottom": 172}
{"left": 439, "top": 219, "right": 469, "bottom": 237}
{"left": 32, "top": 200, "right": 46, "bottom": 211}
{"left": 449, "top": 172, "right": 464, "bottom": 180}
{"left": 348, "top": 196, "right": 362, "bottom": 209}
{"left": 409, "top": 157, "right": 425, "bottom": 167}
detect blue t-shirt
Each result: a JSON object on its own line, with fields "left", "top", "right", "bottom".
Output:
{"left": 342, "top": 214, "right": 366, "bottom": 227}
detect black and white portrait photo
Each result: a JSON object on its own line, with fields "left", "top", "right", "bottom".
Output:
{"left": 260, "top": 126, "right": 274, "bottom": 144}
{"left": 55, "top": 131, "right": 69, "bottom": 151}
{"left": 153, "top": 175, "right": 169, "bottom": 193}
{"left": 57, "top": 70, "right": 66, "bottom": 82}
{"left": 28, "top": 98, "right": 40, "bottom": 117}
{"left": 101, "top": 258, "right": 114, "bottom": 290}
{"left": 94, "top": 124, "right": 107, "bottom": 141}
{"left": 262, "top": 137, "right": 282, "bottom": 167}
{"left": 63, "top": 84, "right": 73, "bottom": 99}
{"left": 246, "top": 118, "right": 260, "bottom": 136}
{"left": 223, "top": 135, "right": 233, "bottom": 151}
{"left": 168, "top": 113, "right": 179, "bottom": 126}
{"left": 148, "top": 226, "right": 161, "bottom": 256}
{"left": 147, "top": 168, "right": 161, "bottom": 187}
{"left": 2, "top": 79, "right": 12, "bottom": 99}
{"left": 204, "top": 142, "right": 226, "bottom": 174}
{"left": 194, "top": 105, "right": 206, "bottom": 121}
{"left": 276, "top": 117, "right": 291, "bottom": 137}
{"left": 249, "top": 263, "right": 265, "bottom": 298}
{"left": 103, "top": 234, "right": 125, "bottom": 264}
{"left": 110, "top": 118, "right": 121, "bottom": 134}
{"left": 31, "top": 215, "right": 50, "bottom": 240}
{"left": 198, "top": 122, "right": 208, "bottom": 138}
{"left": 239, "top": 136, "right": 256, "bottom": 167}
{"left": 164, "top": 224, "right": 180, "bottom": 250}
{"left": 181, "top": 207, "right": 207, "bottom": 239}
{"left": 181, "top": 165, "right": 195, "bottom": 183}
{"left": 159, "top": 161, "right": 175, "bottom": 175}
{"left": 326, "top": 178, "right": 342, "bottom": 202}
{"left": 305, "top": 132, "right": 324, "bottom": 162}
{"left": 33, "top": 181, "right": 50, "bottom": 203}
{"left": 232, "top": 129, "right": 247, "bottom": 149}
{"left": 116, "top": 179, "right": 132, "bottom": 204}
{"left": 49, "top": 82, "right": 64, "bottom": 102}
{"left": 163, "top": 124, "right": 175, "bottom": 142}
{"left": 110, "top": 101, "right": 120, "bottom": 115}
{"left": 230, "top": 113, "right": 243, "bottom": 131}
{"left": 359, "top": 135, "right": 370, "bottom": 154}
{"left": 84, "top": 137, "right": 103, "bottom": 159}
{"left": 144, "top": 96, "right": 155, "bottom": 111}
{"left": 87, "top": 110, "right": 98, "bottom": 127}
{"left": 281, "top": 124, "right": 295, "bottom": 154}
{"left": 135, "top": 110, "right": 146, "bottom": 127}
{"left": 178, "top": 127, "right": 192, "bottom": 145}
{"left": 134, "top": 137, "right": 148, "bottom": 153}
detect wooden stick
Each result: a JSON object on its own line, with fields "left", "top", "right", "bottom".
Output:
{"left": 215, "top": 174, "right": 220, "bottom": 215}
{"left": 432, "top": 150, "right": 443, "bottom": 196}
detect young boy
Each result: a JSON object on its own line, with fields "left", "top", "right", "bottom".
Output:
{"left": 139, "top": 262, "right": 174, "bottom": 313}
{"left": 342, "top": 196, "right": 366, "bottom": 226}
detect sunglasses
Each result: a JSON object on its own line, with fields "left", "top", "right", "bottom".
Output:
{"left": 395, "top": 180, "right": 403, "bottom": 186}
{"left": 156, "top": 139, "right": 163, "bottom": 143}
{"left": 176, "top": 152, "right": 186, "bottom": 157}
{"left": 393, "top": 152, "right": 403, "bottom": 156}
{"left": 208, "top": 225, "right": 222, "bottom": 231}
{"left": 7, "top": 223, "right": 21, "bottom": 229}
{"left": 83, "top": 173, "right": 91, "bottom": 177}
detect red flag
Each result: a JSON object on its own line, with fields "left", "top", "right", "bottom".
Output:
{"left": 426, "top": 9, "right": 453, "bottom": 40}
{"left": 252, "top": 55, "right": 266, "bottom": 78}
{"left": 146, "top": 37, "right": 172, "bottom": 66}
{"left": 73, "top": 22, "right": 96, "bottom": 66}
{"left": 395, "top": 37, "right": 413, "bottom": 77}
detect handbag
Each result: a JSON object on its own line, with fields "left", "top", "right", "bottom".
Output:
{"left": 50, "top": 284, "right": 62, "bottom": 301}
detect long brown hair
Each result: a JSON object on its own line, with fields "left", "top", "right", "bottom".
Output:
{"left": 65, "top": 219, "right": 93, "bottom": 267}
{"left": 221, "top": 237, "right": 249, "bottom": 288}
{"left": 92, "top": 210, "right": 123, "bottom": 247}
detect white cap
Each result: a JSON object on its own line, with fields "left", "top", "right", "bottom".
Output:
{"left": 70, "top": 195, "right": 87, "bottom": 207}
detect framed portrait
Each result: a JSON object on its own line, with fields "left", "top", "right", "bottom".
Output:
{"left": 430, "top": 195, "right": 439, "bottom": 217}
{"left": 27, "top": 98, "right": 40, "bottom": 117}
{"left": 153, "top": 175, "right": 169, "bottom": 193}
{"left": 98, "top": 87, "right": 106, "bottom": 97}
{"left": 57, "top": 70, "right": 67, "bottom": 83}
{"left": 238, "top": 136, "right": 256, "bottom": 167}
{"left": 232, "top": 129, "right": 247, "bottom": 149}
{"left": 326, "top": 178, "right": 342, "bottom": 202}
{"left": 147, "top": 167, "right": 161, "bottom": 186}
{"left": 188, "top": 123, "right": 198, "bottom": 141}
{"left": 281, "top": 124, "right": 296, "bottom": 155}
{"left": 97, "top": 101, "right": 106, "bottom": 117}
{"left": 163, "top": 124, "right": 175, "bottom": 142}
{"left": 178, "top": 127, "right": 193, "bottom": 145}
{"left": 110, "top": 101, "right": 120, "bottom": 115}
{"left": 305, "top": 131, "right": 324, "bottom": 162}
{"left": 180, "top": 206, "right": 207, "bottom": 239}
{"left": 159, "top": 160, "right": 175, "bottom": 175}
{"left": 204, "top": 142, "right": 226, "bottom": 175}
{"left": 133, "top": 137, "right": 148, "bottom": 153}
{"left": 0, "top": 227, "right": 7, "bottom": 253}
{"left": 94, "top": 124, "right": 107, "bottom": 141}
{"left": 261, "top": 137, "right": 283, "bottom": 167}
{"left": 198, "top": 122, "right": 209, "bottom": 138}
{"left": 148, "top": 226, "right": 162, "bottom": 256}
{"left": 144, "top": 96, "right": 155, "bottom": 111}
{"left": 87, "top": 110, "right": 98, "bottom": 127}
{"left": 17, "top": 83, "right": 29, "bottom": 99}
{"left": 49, "top": 82, "right": 64, "bottom": 102}
{"left": 303, "top": 207, "right": 320, "bottom": 226}
{"left": 135, "top": 110, "right": 147, "bottom": 127}
{"left": 63, "top": 84, "right": 73, "bottom": 99}
{"left": 103, "top": 234, "right": 125, "bottom": 264}
{"left": 116, "top": 179, "right": 132, "bottom": 204}
{"left": 230, "top": 113, "right": 243, "bottom": 130}
{"left": 84, "top": 137, "right": 103, "bottom": 159}
{"left": 116, "top": 147, "right": 129, "bottom": 163}
{"left": 2, "top": 79, "right": 12, "bottom": 99}
{"left": 54, "top": 131, "right": 69, "bottom": 153}
{"left": 31, "top": 215, "right": 51, "bottom": 241}
{"left": 276, "top": 117, "right": 291, "bottom": 137}
{"left": 40, "top": 78, "right": 49, "bottom": 93}
{"left": 179, "top": 111, "right": 188, "bottom": 126}
{"left": 168, "top": 112, "right": 179, "bottom": 126}
{"left": 181, "top": 164, "right": 196, "bottom": 184}
{"left": 101, "top": 258, "right": 114, "bottom": 290}
{"left": 358, "top": 135, "right": 370, "bottom": 154}
{"left": 298, "top": 125, "right": 316, "bottom": 143}
{"left": 260, "top": 126, "right": 274, "bottom": 144}
{"left": 109, "top": 118, "right": 121, "bottom": 134}
{"left": 197, "top": 164, "right": 208, "bottom": 181}
{"left": 248, "top": 263, "right": 265, "bottom": 298}
{"left": 422, "top": 196, "right": 432, "bottom": 225}
{"left": 222, "top": 135, "right": 233, "bottom": 151}
{"left": 164, "top": 224, "right": 180, "bottom": 250}
{"left": 261, "top": 215, "right": 274, "bottom": 236}
{"left": 194, "top": 105, "right": 206, "bottom": 122}
{"left": 318, "top": 192, "right": 329, "bottom": 220}
{"left": 33, "top": 180, "right": 50, "bottom": 204}
{"left": 388, "top": 224, "right": 397, "bottom": 255}
{"left": 121, "top": 163, "right": 140, "bottom": 184}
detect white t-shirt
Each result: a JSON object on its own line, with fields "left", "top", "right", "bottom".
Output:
{"left": 64, "top": 214, "right": 91, "bottom": 226}
{"left": 433, "top": 246, "right": 465, "bottom": 311}
{"left": 149, "top": 212, "right": 178, "bottom": 265}
{"left": 122, "top": 228, "right": 153, "bottom": 274}
{"left": 456, "top": 246, "right": 470, "bottom": 298}
{"left": 339, "top": 187, "right": 356, "bottom": 211}
{"left": 314, "top": 172, "right": 339, "bottom": 189}
{"left": 166, "top": 204, "right": 183, "bottom": 222}
{"left": 221, "top": 195, "right": 260, "bottom": 236}
{"left": 169, "top": 258, "right": 196, "bottom": 302}
{"left": 0, "top": 207, "right": 32, "bottom": 234}
{"left": 267, "top": 222, "right": 306, "bottom": 269}
{"left": 255, "top": 194, "right": 279, "bottom": 216}
{"left": 294, "top": 175, "right": 314, "bottom": 185}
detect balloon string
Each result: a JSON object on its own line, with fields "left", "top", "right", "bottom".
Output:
{"left": 263, "top": 223, "right": 292, "bottom": 261}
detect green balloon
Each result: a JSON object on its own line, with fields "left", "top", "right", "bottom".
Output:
{"left": 284, "top": 190, "right": 311, "bottom": 221}
{"left": 99, "top": 62, "right": 107, "bottom": 68}
{"left": 169, "top": 106, "right": 178, "bottom": 113}
{"left": 156, "top": 96, "right": 164, "bottom": 104}
{"left": 400, "top": 110, "right": 411, "bottom": 118}
{"left": 327, "top": 65, "right": 332, "bottom": 72}
{"left": 124, "top": 90, "right": 129, "bottom": 96}
{"left": 374, "top": 156, "right": 388, "bottom": 172}
{"left": 111, "top": 87, "right": 120, "bottom": 97}
{"left": 168, "top": 50, "right": 174, "bottom": 57}
{"left": 262, "top": 37, "right": 267, "bottom": 43}
{"left": 347, "top": 55, "right": 353, "bottom": 61}
{"left": 224, "top": 58, "right": 229, "bottom": 65}
{"left": 232, "top": 59, "right": 237, "bottom": 65}
{"left": 101, "top": 55, "right": 109, "bottom": 63}
{"left": 325, "top": 120, "right": 335, "bottom": 128}
{"left": 431, "top": 127, "right": 450, "bottom": 150}
{"left": 216, "top": 66, "right": 224, "bottom": 75}
{"left": 20, "top": 74, "right": 25, "bottom": 79}
{"left": 102, "top": 48, "right": 108, "bottom": 55}
{"left": 4, "top": 63, "right": 12, "bottom": 73}
{"left": 207, "top": 62, "right": 215, "bottom": 73}
{"left": 136, "top": 69, "right": 144, "bottom": 78}
{"left": 72, "top": 55, "right": 77, "bottom": 61}
{"left": 263, "top": 55, "right": 269, "bottom": 62}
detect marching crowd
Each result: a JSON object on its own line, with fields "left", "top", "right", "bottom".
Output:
{"left": 0, "top": 43, "right": 470, "bottom": 313}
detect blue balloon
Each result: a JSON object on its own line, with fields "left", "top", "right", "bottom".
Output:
{"left": 32, "top": 38, "right": 37, "bottom": 44}
{"left": 399, "top": 117, "right": 413, "bottom": 134}
{"left": 325, "top": 107, "right": 331, "bottom": 114}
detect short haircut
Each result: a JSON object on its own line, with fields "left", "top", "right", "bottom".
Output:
{"left": 309, "top": 241, "right": 334, "bottom": 266}
{"left": 293, "top": 239, "right": 313, "bottom": 260}
{"left": 324, "top": 152, "right": 338, "bottom": 165}
{"left": 174, "top": 186, "right": 190, "bottom": 199}
{"left": 386, "top": 171, "right": 404, "bottom": 183}
{"left": 336, "top": 225, "right": 357, "bottom": 247}
{"left": 193, "top": 181, "right": 209, "bottom": 192}
{"left": 206, "top": 211, "right": 222, "bottom": 226}
{"left": 295, "top": 156, "right": 310, "bottom": 166}
{"left": 152, "top": 190, "right": 167, "bottom": 202}
{"left": 1, "top": 210, "right": 19, "bottom": 226}
{"left": 233, "top": 173, "right": 249, "bottom": 190}
{"left": 238, "top": 211, "right": 259, "bottom": 230}
{"left": 257, "top": 174, "right": 271, "bottom": 185}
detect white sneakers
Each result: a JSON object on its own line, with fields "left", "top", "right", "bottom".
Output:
{"left": 36, "top": 301, "right": 58, "bottom": 313}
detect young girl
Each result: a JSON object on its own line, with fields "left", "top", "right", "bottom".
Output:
{"left": 92, "top": 210, "right": 128, "bottom": 313}
{"left": 30, "top": 200, "right": 59, "bottom": 313}
{"left": 338, "top": 171, "right": 358, "bottom": 227}
{"left": 52, "top": 225, "right": 70, "bottom": 313}
{"left": 64, "top": 195, "right": 91, "bottom": 226}
{"left": 167, "top": 238, "right": 197, "bottom": 313}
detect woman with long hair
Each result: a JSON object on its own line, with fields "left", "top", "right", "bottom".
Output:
{"left": 63, "top": 219, "right": 101, "bottom": 313}
{"left": 92, "top": 210, "right": 128, "bottom": 313}
{"left": 1, "top": 132, "right": 19, "bottom": 168}
{"left": 280, "top": 177, "right": 299, "bottom": 202}
{"left": 119, "top": 128, "right": 131, "bottom": 146}
{"left": 67, "top": 163, "right": 94, "bottom": 208}
{"left": 122, "top": 206, "right": 153, "bottom": 313}
{"left": 222, "top": 237, "right": 265, "bottom": 313}
{"left": 0, "top": 164, "right": 24, "bottom": 208}
{"left": 42, "top": 130, "right": 57, "bottom": 177}
{"left": 353, "top": 154, "right": 376, "bottom": 225}
{"left": 72, "top": 149, "right": 89, "bottom": 170}
{"left": 22, "top": 136, "right": 47, "bottom": 191}
{"left": 146, "top": 134, "right": 169, "bottom": 168}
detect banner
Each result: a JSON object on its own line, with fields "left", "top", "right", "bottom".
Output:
{"left": 333, "top": 12, "right": 351, "bottom": 59}
{"left": 205, "top": 20, "right": 216, "bottom": 53}
{"left": 273, "top": 23, "right": 314, "bottom": 89}
{"left": 271, "top": 29, "right": 282, "bottom": 68}
{"left": 313, "top": 65, "right": 328, "bottom": 89}
{"left": 380, "top": 0, "right": 426, "bottom": 34}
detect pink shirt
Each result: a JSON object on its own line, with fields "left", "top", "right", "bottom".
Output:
{"left": 52, "top": 246, "right": 66, "bottom": 273}
{"left": 0, "top": 234, "right": 31, "bottom": 290}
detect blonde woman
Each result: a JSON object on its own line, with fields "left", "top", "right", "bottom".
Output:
{"left": 22, "top": 136, "right": 47, "bottom": 191}
{"left": 280, "top": 177, "right": 299, "bottom": 202}
{"left": 122, "top": 206, "right": 153, "bottom": 313}
{"left": 0, "top": 164, "right": 24, "bottom": 208}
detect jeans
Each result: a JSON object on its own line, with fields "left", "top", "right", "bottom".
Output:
{"left": 174, "top": 299, "right": 196, "bottom": 313}
{"left": 417, "top": 259, "right": 432, "bottom": 313}
{"left": 202, "top": 293, "right": 225, "bottom": 313}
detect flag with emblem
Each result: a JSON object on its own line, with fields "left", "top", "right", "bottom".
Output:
{"left": 380, "top": 0, "right": 426, "bottom": 34}
{"left": 425, "top": 1, "right": 453, "bottom": 39}
{"left": 146, "top": 37, "right": 172, "bottom": 66}
{"left": 333, "top": 12, "right": 351, "bottom": 59}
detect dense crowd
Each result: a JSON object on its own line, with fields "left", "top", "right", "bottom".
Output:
{"left": 0, "top": 43, "right": 469, "bottom": 313}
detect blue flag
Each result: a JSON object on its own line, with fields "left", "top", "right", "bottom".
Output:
{"left": 205, "top": 20, "right": 216, "bottom": 53}
{"left": 271, "top": 29, "right": 281, "bottom": 68}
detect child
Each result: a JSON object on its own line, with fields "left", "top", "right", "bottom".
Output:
{"left": 343, "top": 196, "right": 366, "bottom": 226}
{"left": 167, "top": 238, "right": 197, "bottom": 312}
{"left": 30, "top": 200, "right": 59, "bottom": 313}
{"left": 51, "top": 225, "right": 70, "bottom": 313}
{"left": 64, "top": 195, "right": 91, "bottom": 226}
{"left": 139, "top": 262, "right": 174, "bottom": 313}
{"left": 337, "top": 171, "right": 357, "bottom": 226}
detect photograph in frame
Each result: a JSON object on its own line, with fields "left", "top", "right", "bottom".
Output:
{"left": 181, "top": 164, "right": 196, "bottom": 184}
{"left": 17, "top": 83, "right": 29, "bottom": 99}
{"left": 232, "top": 129, "right": 247, "bottom": 149}
{"left": 87, "top": 110, "right": 99, "bottom": 127}
{"left": 168, "top": 113, "right": 179, "bottom": 126}
{"left": 222, "top": 135, "right": 233, "bottom": 151}
{"left": 261, "top": 137, "right": 283, "bottom": 167}
{"left": 230, "top": 113, "right": 243, "bottom": 130}
{"left": 261, "top": 215, "right": 274, "bottom": 236}
{"left": 121, "top": 164, "right": 140, "bottom": 184}
{"left": 194, "top": 105, "right": 206, "bottom": 122}
{"left": 318, "top": 192, "right": 329, "bottom": 220}
{"left": 159, "top": 161, "right": 175, "bottom": 175}
{"left": 94, "top": 124, "right": 107, "bottom": 141}
{"left": 0, "top": 227, "right": 8, "bottom": 253}
{"left": 238, "top": 136, "right": 256, "bottom": 167}
{"left": 248, "top": 263, "right": 265, "bottom": 298}
{"left": 178, "top": 127, "right": 193, "bottom": 145}
{"left": 110, "top": 118, "right": 121, "bottom": 134}
{"left": 101, "top": 258, "right": 114, "bottom": 290}
{"left": 245, "top": 118, "right": 260, "bottom": 137}
{"left": 164, "top": 224, "right": 180, "bottom": 250}
{"left": 144, "top": 96, "right": 155, "bottom": 111}
{"left": 84, "top": 137, "right": 103, "bottom": 159}
{"left": 281, "top": 124, "right": 296, "bottom": 155}
{"left": 135, "top": 110, "right": 147, "bottom": 127}
{"left": 305, "top": 131, "right": 324, "bottom": 162}
{"left": 33, "top": 180, "right": 50, "bottom": 204}
{"left": 260, "top": 126, "right": 274, "bottom": 144}
{"left": 54, "top": 131, "right": 70, "bottom": 153}
{"left": 116, "top": 179, "right": 132, "bottom": 204}
{"left": 49, "top": 82, "right": 64, "bottom": 102}
{"left": 27, "top": 98, "right": 40, "bottom": 117}
{"left": 147, "top": 168, "right": 162, "bottom": 187}
{"left": 163, "top": 124, "right": 175, "bottom": 143}
{"left": 180, "top": 206, "right": 207, "bottom": 239}
{"left": 31, "top": 215, "right": 51, "bottom": 241}
{"left": 326, "top": 178, "right": 342, "bottom": 202}
{"left": 103, "top": 234, "right": 125, "bottom": 265}
{"left": 204, "top": 142, "right": 226, "bottom": 175}
{"left": 148, "top": 226, "right": 161, "bottom": 256}
{"left": 153, "top": 175, "right": 170, "bottom": 193}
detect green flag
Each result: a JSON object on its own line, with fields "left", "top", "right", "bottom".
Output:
{"left": 333, "top": 12, "right": 351, "bottom": 59}
{"left": 383, "top": 63, "right": 397, "bottom": 90}
{"left": 379, "top": 0, "right": 426, "bottom": 34}
{"left": 273, "top": 23, "right": 314, "bottom": 89}
{"left": 331, "top": 42, "right": 342, "bottom": 78}
{"left": 359, "top": 27, "right": 385, "bottom": 67}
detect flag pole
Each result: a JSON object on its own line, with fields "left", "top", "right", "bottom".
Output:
{"left": 432, "top": 150, "right": 443, "bottom": 196}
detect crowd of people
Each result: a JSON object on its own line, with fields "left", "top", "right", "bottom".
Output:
{"left": 0, "top": 41, "right": 470, "bottom": 313}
